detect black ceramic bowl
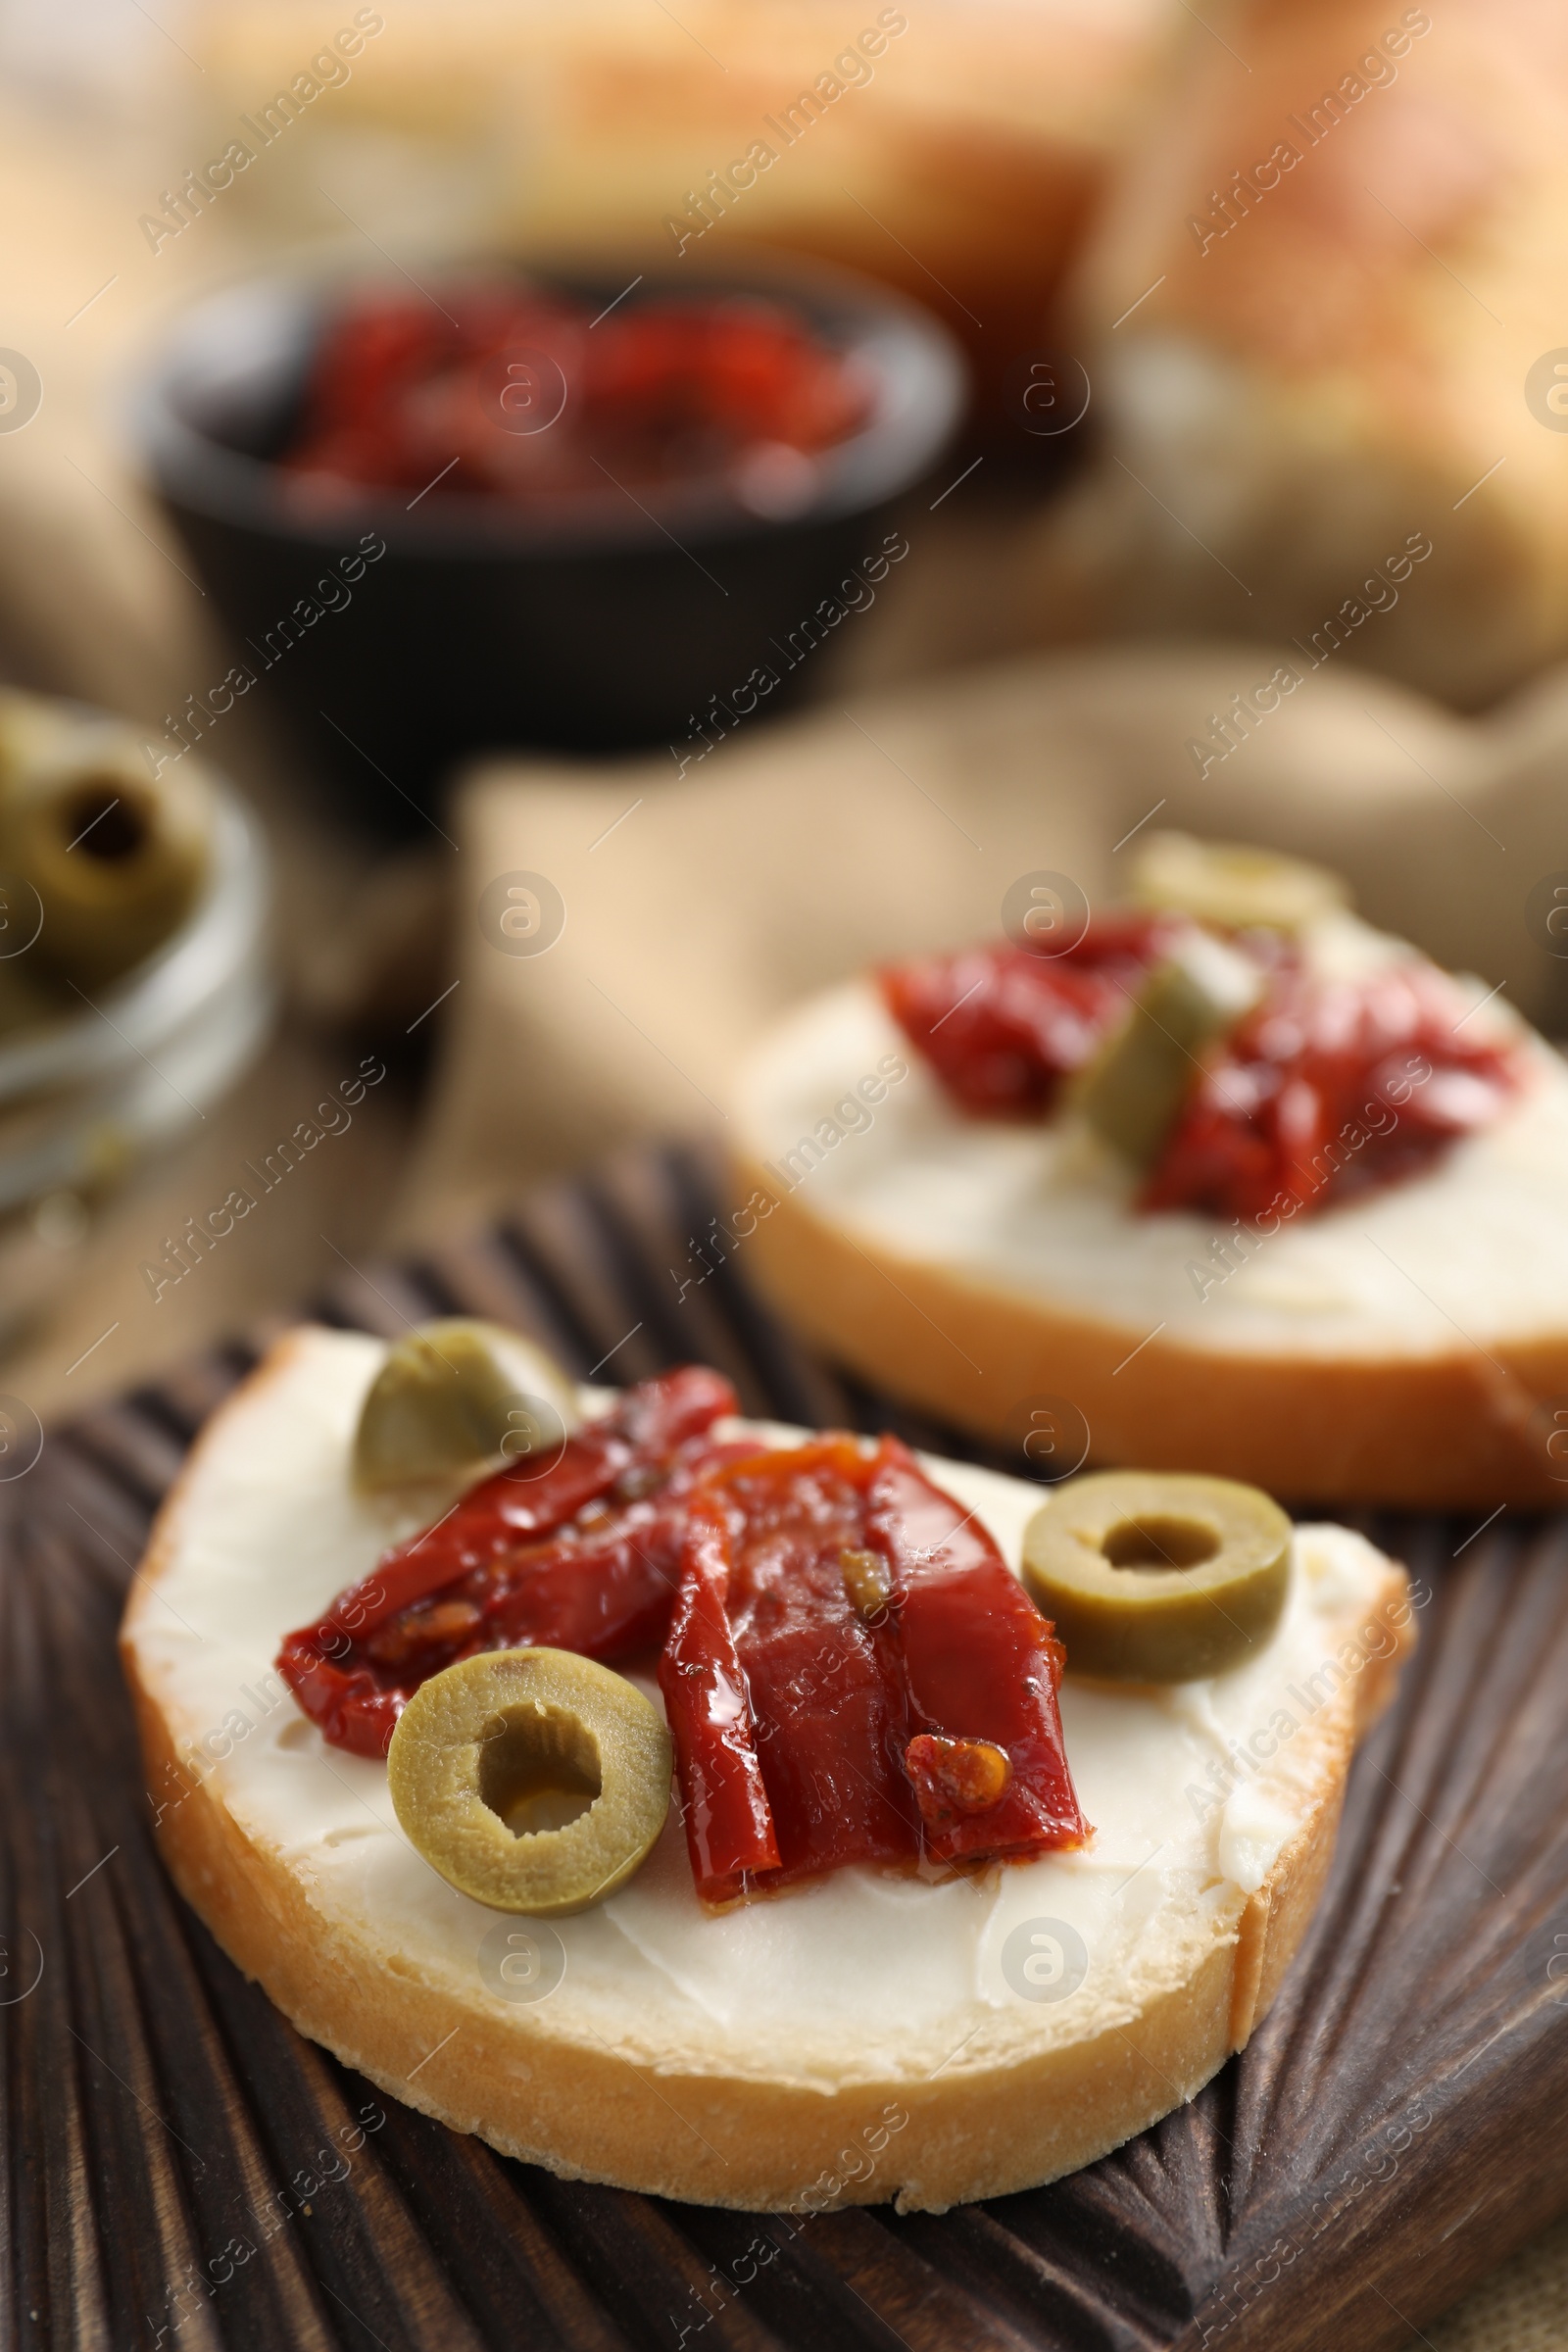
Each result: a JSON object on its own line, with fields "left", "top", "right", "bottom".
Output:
{"left": 131, "top": 256, "right": 967, "bottom": 835}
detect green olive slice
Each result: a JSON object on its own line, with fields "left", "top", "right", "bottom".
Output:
{"left": 387, "top": 1648, "right": 671, "bottom": 1914}
{"left": 1074, "top": 929, "right": 1262, "bottom": 1166}
{"left": 1131, "top": 831, "right": 1348, "bottom": 934}
{"left": 0, "top": 723, "right": 212, "bottom": 990}
{"left": 1021, "top": 1470, "right": 1292, "bottom": 1682}
{"left": 353, "top": 1318, "right": 581, "bottom": 1491}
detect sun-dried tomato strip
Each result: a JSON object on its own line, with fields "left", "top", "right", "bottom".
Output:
{"left": 276, "top": 1366, "right": 738, "bottom": 1758}
{"left": 348, "top": 1363, "right": 736, "bottom": 1639}
{"left": 865, "top": 1439, "right": 1086, "bottom": 1864}
{"left": 662, "top": 1434, "right": 1086, "bottom": 1902}
{"left": 659, "top": 1483, "right": 781, "bottom": 1904}
{"left": 880, "top": 919, "right": 1172, "bottom": 1118}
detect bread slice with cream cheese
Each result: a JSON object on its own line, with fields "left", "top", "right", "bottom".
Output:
{"left": 729, "top": 906, "right": 1568, "bottom": 1506}
{"left": 122, "top": 1325, "right": 1412, "bottom": 2211}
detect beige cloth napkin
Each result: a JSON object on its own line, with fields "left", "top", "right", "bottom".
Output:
{"left": 396, "top": 639, "right": 1568, "bottom": 1235}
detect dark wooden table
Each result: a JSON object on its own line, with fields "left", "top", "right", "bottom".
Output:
{"left": 4, "top": 1146, "right": 1566, "bottom": 2351}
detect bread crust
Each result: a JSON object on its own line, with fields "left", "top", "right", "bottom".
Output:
{"left": 121, "top": 1334, "right": 1413, "bottom": 2212}
{"left": 729, "top": 1145, "right": 1568, "bottom": 1508}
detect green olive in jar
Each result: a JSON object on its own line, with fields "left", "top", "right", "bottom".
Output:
{"left": 0, "top": 723, "right": 210, "bottom": 991}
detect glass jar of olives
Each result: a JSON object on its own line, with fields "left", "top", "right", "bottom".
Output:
{"left": 0, "top": 692, "right": 271, "bottom": 1337}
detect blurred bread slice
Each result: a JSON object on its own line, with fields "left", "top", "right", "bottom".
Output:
{"left": 189, "top": 0, "right": 1181, "bottom": 422}
{"left": 1034, "top": 0, "right": 1568, "bottom": 708}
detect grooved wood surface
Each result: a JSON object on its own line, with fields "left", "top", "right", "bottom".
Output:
{"left": 4, "top": 1145, "right": 1567, "bottom": 2351}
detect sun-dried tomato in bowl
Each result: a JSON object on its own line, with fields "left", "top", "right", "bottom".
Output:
{"left": 279, "top": 279, "right": 876, "bottom": 517}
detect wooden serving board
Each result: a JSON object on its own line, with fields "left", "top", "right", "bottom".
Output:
{"left": 5, "top": 1144, "right": 1568, "bottom": 2352}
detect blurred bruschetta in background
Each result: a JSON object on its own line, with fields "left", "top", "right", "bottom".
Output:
{"left": 1036, "top": 0, "right": 1568, "bottom": 709}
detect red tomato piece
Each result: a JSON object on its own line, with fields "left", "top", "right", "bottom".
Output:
{"left": 1142, "top": 957, "right": 1523, "bottom": 1221}
{"left": 879, "top": 919, "right": 1172, "bottom": 1118}
{"left": 279, "top": 281, "right": 872, "bottom": 506}
{"left": 662, "top": 1435, "right": 1087, "bottom": 1903}
{"left": 866, "top": 1440, "right": 1086, "bottom": 1866}
{"left": 274, "top": 1365, "right": 739, "bottom": 1758}
{"left": 658, "top": 1483, "right": 783, "bottom": 1902}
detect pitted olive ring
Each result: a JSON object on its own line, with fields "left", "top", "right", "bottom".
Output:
{"left": 388, "top": 1648, "right": 672, "bottom": 1915}
{"left": 1022, "top": 1470, "right": 1293, "bottom": 1682}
